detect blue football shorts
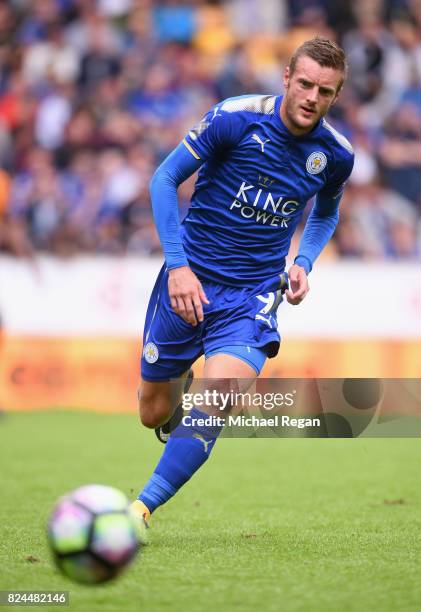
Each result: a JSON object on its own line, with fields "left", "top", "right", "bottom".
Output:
{"left": 141, "top": 266, "right": 288, "bottom": 382}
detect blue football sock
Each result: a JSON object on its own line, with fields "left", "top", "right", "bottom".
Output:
{"left": 139, "top": 408, "right": 223, "bottom": 513}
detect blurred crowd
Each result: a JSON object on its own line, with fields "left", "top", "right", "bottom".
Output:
{"left": 0, "top": 0, "right": 420, "bottom": 260}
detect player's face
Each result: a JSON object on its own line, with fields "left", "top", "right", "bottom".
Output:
{"left": 281, "top": 55, "right": 343, "bottom": 135}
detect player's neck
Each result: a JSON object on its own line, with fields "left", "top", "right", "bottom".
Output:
{"left": 279, "top": 98, "right": 314, "bottom": 137}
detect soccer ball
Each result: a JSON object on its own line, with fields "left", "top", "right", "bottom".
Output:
{"left": 48, "top": 484, "right": 140, "bottom": 584}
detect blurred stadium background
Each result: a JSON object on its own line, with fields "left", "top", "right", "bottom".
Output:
{"left": 0, "top": 0, "right": 420, "bottom": 412}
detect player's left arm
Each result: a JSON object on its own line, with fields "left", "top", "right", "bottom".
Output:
{"left": 287, "top": 152, "right": 354, "bottom": 305}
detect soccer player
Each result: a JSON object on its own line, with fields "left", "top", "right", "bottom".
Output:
{"left": 131, "top": 37, "right": 354, "bottom": 528}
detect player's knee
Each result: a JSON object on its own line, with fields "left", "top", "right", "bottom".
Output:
{"left": 138, "top": 388, "right": 171, "bottom": 429}
{"left": 139, "top": 409, "right": 162, "bottom": 429}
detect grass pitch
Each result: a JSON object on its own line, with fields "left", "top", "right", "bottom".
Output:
{"left": 1, "top": 411, "right": 421, "bottom": 611}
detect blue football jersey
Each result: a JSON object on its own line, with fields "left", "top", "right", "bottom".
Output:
{"left": 181, "top": 94, "right": 354, "bottom": 285}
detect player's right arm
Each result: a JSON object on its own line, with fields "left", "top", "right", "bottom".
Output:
{"left": 149, "top": 102, "right": 240, "bottom": 325}
{"left": 149, "top": 143, "right": 207, "bottom": 326}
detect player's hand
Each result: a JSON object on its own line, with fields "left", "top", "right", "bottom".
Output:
{"left": 286, "top": 264, "right": 309, "bottom": 305}
{"left": 168, "top": 266, "right": 210, "bottom": 326}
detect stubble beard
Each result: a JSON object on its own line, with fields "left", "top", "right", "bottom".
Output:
{"left": 284, "top": 90, "right": 322, "bottom": 134}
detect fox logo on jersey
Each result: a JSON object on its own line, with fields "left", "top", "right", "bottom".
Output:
{"left": 306, "top": 151, "right": 327, "bottom": 174}
{"left": 143, "top": 342, "right": 159, "bottom": 364}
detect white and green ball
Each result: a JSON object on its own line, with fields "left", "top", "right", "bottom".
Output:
{"left": 48, "top": 484, "right": 140, "bottom": 584}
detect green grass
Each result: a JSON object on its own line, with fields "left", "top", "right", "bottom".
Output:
{"left": 1, "top": 411, "right": 421, "bottom": 611}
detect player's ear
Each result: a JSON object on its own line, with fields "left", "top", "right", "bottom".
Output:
{"left": 331, "top": 89, "right": 341, "bottom": 106}
{"left": 332, "top": 75, "right": 344, "bottom": 104}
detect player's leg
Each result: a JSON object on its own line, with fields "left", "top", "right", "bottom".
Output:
{"left": 135, "top": 348, "right": 265, "bottom": 521}
{"left": 138, "top": 368, "right": 194, "bottom": 443}
{"left": 204, "top": 346, "right": 267, "bottom": 379}
{"left": 132, "top": 266, "right": 202, "bottom": 528}
{"left": 137, "top": 373, "right": 189, "bottom": 429}
{"left": 133, "top": 276, "right": 284, "bottom": 524}
{"left": 132, "top": 373, "right": 191, "bottom": 537}
{"left": 140, "top": 265, "right": 202, "bottom": 435}
{"left": 133, "top": 373, "right": 199, "bottom": 530}
{"left": 139, "top": 351, "right": 251, "bottom": 434}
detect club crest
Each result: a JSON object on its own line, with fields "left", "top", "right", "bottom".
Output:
{"left": 143, "top": 342, "right": 159, "bottom": 364}
{"left": 306, "top": 151, "right": 327, "bottom": 175}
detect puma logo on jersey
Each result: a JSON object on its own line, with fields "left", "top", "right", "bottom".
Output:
{"left": 251, "top": 133, "right": 270, "bottom": 153}
{"left": 193, "top": 433, "right": 212, "bottom": 453}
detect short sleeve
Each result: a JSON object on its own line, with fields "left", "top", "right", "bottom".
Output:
{"left": 183, "top": 103, "right": 242, "bottom": 161}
